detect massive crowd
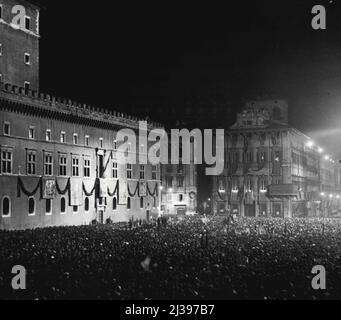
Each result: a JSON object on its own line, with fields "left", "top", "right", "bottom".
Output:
{"left": 0, "top": 216, "right": 341, "bottom": 300}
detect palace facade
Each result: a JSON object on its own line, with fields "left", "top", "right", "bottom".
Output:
{"left": 0, "top": 0, "right": 166, "bottom": 230}
{"left": 212, "top": 100, "right": 341, "bottom": 218}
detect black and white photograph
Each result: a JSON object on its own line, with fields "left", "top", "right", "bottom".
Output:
{"left": 1, "top": 0, "right": 341, "bottom": 310}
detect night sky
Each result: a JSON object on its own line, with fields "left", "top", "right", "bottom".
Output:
{"left": 32, "top": 0, "right": 341, "bottom": 157}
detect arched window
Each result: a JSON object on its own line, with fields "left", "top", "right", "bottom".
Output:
{"left": 28, "top": 198, "right": 35, "bottom": 216}
{"left": 179, "top": 194, "right": 183, "bottom": 202}
{"left": 85, "top": 197, "right": 90, "bottom": 212}
{"left": 140, "top": 197, "right": 144, "bottom": 209}
{"left": 2, "top": 197, "right": 10, "bottom": 217}
{"left": 60, "top": 197, "right": 66, "bottom": 214}
{"left": 113, "top": 197, "right": 117, "bottom": 211}
{"left": 127, "top": 197, "right": 131, "bottom": 210}
{"left": 46, "top": 199, "right": 52, "bottom": 215}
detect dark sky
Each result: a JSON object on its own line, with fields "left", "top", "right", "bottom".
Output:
{"left": 33, "top": 0, "right": 341, "bottom": 157}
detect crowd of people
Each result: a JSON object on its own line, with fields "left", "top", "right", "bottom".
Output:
{"left": 0, "top": 216, "right": 341, "bottom": 300}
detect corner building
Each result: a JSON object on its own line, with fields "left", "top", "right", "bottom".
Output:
{"left": 212, "top": 100, "right": 341, "bottom": 218}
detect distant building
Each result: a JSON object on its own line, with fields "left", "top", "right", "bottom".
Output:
{"left": 160, "top": 162, "right": 197, "bottom": 216}
{"left": 212, "top": 100, "right": 341, "bottom": 218}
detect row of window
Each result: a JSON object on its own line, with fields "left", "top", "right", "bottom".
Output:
{"left": 226, "top": 150, "right": 282, "bottom": 164}
{"left": 2, "top": 123, "right": 149, "bottom": 153}
{"left": 1, "top": 148, "right": 158, "bottom": 179}
{"left": 165, "top": 175, "right": 184, "bottom": 188}
{"left": 1, "top": 196, "right": 157, "bottom": 217}
{"left": 218, "top": 176, "right": 281, "bottom": 192}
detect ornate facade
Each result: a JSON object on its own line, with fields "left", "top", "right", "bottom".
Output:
{"left": 212, "top": 100, "right": 341, "bottom": 218}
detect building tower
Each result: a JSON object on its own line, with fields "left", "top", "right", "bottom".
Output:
{"left": 0, "top": 0, "right": 40, "bottom": 91}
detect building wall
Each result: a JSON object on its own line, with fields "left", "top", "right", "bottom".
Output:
{"left": 0, "top": 86, "right": 162, "bottom": 230}
{"left": 161, "top": 163, "right": 197, "bottom": 215}
{"left": 0, "top": 0, "right": 39, "bottom": 90}
{"left": 212, "top": 105, "right": 341, "bottom": 218}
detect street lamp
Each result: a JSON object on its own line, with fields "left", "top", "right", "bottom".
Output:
{"left": 324, "top": 155, "right": 330, "bottom": 160}
{"left": 318, "top": 147, "right": 324, "bottom": 153}
{"left": 306, "top": 141, "right": 314, "bottom": 148}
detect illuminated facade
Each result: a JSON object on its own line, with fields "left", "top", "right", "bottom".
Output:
{"left": 0, "top": 0, "right": 163, "bottom": 230}
{"left": 212, "top": 100, "right": 341, "bottom": 218}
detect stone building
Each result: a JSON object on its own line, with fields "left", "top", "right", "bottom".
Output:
{"left": 212, "top": 100, "right": 341, "bottom": 218}
{"left": 0, "top": 0, "right": 164, "bottom": 230}
{"left": 160, "top": 162, "right": 197, "bottom": 216}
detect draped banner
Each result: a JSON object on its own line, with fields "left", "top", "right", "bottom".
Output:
{"left": 83, "top": 179, "right": 97, "bottom": 197}
{"left": 42, "top": 177, "right": 56, "bottom": 199}
{"left": 128, "top": 180, "right": 139, "bottom": 197}
{"left": 70, "top": 178, "right": 83, "bottom": 206}
{"left": 108, "top": 179, "right": 119, "bottom": 197}
{"left": 17, "top": 177, "right": 42, "bottom": 198}
{"left": 147, "top": 181, "right": 158, "bottom": 197}
{"left": 139, "top": 181, "right": 147, "bottom": 197}
{"left": 56, "top": 178, "right": 70, "bottom": 195}
{"left": 119, "top": 180, "right": 128, "bottom": 205}
{"left": 99, "top": 179, "right": 108, "bottom": 198}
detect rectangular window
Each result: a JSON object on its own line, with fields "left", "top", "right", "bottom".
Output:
{"left": 24, "top": 81, "right": 30, "bottom": 91}
{"left": 99, "top": 138, "right": 103, "bottom": 148}
{"left": 166, "top": 176, "right": 173, "bottom": 188}
{"left": 0, "top": 43, "right": 2, "bottom": 56}
{"left": 3, "top": 122, "right": 10, "bottom": 136}
{"left": 44, "top": 153, "right": 53, "bottom": 176}
{"left": 29, "top": 127, "right": 35, "bottom": 139}
{"left": 113, "top": 139, "right": 118, "bottom": 151}
{"left": 73, "top": 134, "right": 78, "bottom": 145}
{"left": 127, "top": 164, "right": 132, "bottom": 179}
{"left": 60, "top": 132, "right": 66, "bottom": 143}
{"left": 0, "top": 5, "right": 3, "bottom": 20}
{"left": 24, "top": 53, "right": 30, "bottom": 65}
{"left": 25, "top": 16, "right": 31, "bottom": 30}
{"left": 46, "top": 129, "right": 51, "bottom": 141}
{"left": 85, "top": 135, "right": 89, "bottom": 146}
{"left": 59, "top": 154, "right": 67, "bottom": 176}
{"left": 140, "top": 165, "right": 145, "bottom": 180}
{"left": 27, "top": 151, "right": 36, "bottom": 175}
{"left": 84, "top": 158, "right": 91, "bottom": 177}
{"left": 152, "top": 165, "right": 158, "bottom": 180}
{"left": 1, "top": 149, "right": 12, "bottom": 174}
{"left": 72, "top": 157, "right": 80, "bottom": 177}
{"left": 113, "top": 161, "right": 118, "bottom": 178}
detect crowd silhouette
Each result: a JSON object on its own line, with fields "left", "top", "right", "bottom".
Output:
{"left": 0, "top": 216, "right": 341, "bottom": 300}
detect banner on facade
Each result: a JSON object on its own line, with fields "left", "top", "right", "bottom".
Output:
{"left": 42, "top": 177, "right": 56, "bottom": 199}
{"left": 139, "top": 181, "right": 147, "bottom": 197}
{"left": 70, "top": 178, "right": 83, "bottom": 206}
{"left": 99, "top": 179, "right": 108, "bottom": 198}
{"left": 119, "top": 180, "right": 128, "bottom": 205}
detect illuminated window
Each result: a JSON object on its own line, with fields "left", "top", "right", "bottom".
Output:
{"left": 60, "top": 132, "right": 66, "bottom": 143}
{"left": 29, "top": 127, "right": 35, "bottom": 139}
{"left": 46, "top": 129, "right": 51, "bottom": 141}
{"left": 24, "top": 53, "right": 30, "bottom": 65}
{"left": 113, "top": 139, "right": 118, "bottom": 151}
{"left": 85, "top": 135, "right": 90, "bottom": 146}
{"left": 24, "top": 81, "right": 30, "bottom": 91}
{"left": 73, "top": 134, "right": 78, "bottom": 145}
